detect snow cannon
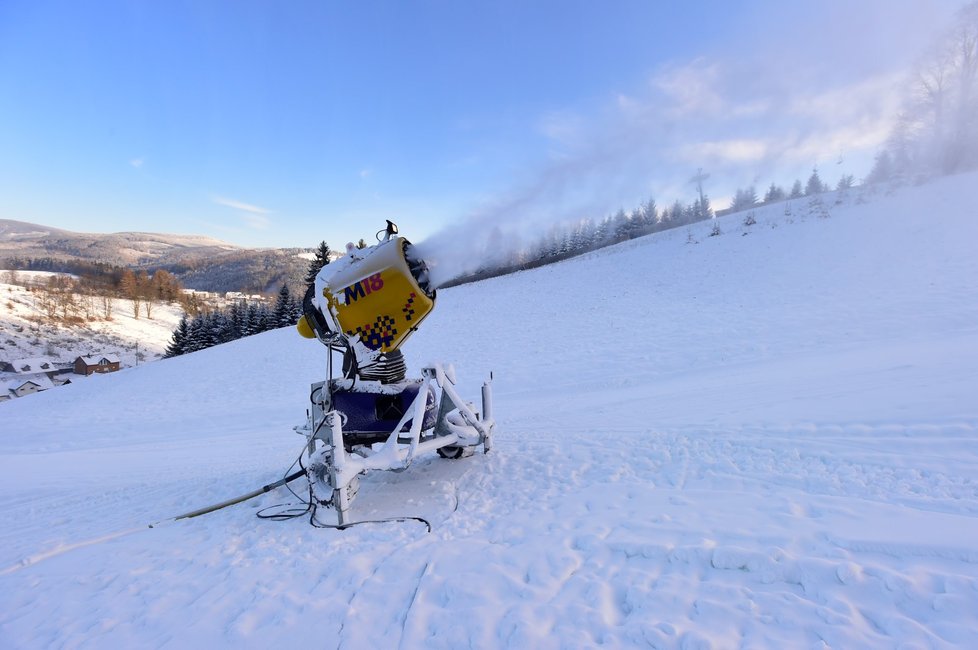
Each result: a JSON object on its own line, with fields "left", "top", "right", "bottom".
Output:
{"left": 295, "top": 221, "right": 495, "bottom": 526}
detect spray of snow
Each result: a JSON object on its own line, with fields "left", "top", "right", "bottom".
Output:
{"left": 414, "top": 3, "right": 959, "bottom": 287}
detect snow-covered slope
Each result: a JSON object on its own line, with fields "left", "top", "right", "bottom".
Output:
{"left": 1, "top": 175, "right": 977, "bottom": 648}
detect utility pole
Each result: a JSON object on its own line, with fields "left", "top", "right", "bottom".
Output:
{"left": 690, "top": 168, "right": 709, "bottom": 206}
{"left": 690, "top": 168, "right": 710, "bottom": 220}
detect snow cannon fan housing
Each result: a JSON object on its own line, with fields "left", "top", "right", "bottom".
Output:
{"left": 302, "top": 234, "right": 435, "bottom": 356}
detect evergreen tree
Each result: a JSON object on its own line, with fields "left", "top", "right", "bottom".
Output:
{"left": 304, "top": 241, "right": 332, "bottom": 287}
{"left": 593, "top": 215, "right": 613, "bottom": 246}
{"left": 290, "top": 294, "right": 303, "bottom": 324}
{"left": 658, "top": 203, "right": 673, "bottom": 227}
{"left": 185, "top": 315, "right": 207, "bottom": 353}
{"left": 228, "top": 301, "right": 245, "bottom": 341}
{"left": 693, "top": 194, "right": 714, "bottom": 221}
{"left": 763, "top": 183, "right": 786, "bottom": 203}
{"left": 611, "top": 208, "right": 630, "bottom": 243}
{"left": 789, "top": 179, "right": 804, "bottom": 199}
{"left": 272, "top": 285, "right": 297, "bottom": 328}
{"left": 670, "top": 199, "right": 686, "bottom": 226}
{"left": 805, "top": 167, "right": 827, "bottom": 196}
{"left": 865, "top": 151, "right": 894, "bottom": 184}
{"left": 203, "top": 311, "right": 225, "bottom": 347}
{"left": 163, "top": 315, "right": 190, "bottom": 358}
{"left": 730, "top": 186, "right": 759, "bottom": 212}
{"left": 641, "top": 197, "right": 658, "bottom": 233}
{"left": 836, "top": 174, "right": 855, "bottom": 191}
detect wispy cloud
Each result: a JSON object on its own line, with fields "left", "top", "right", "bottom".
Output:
{"left": 129, "top": 157, "right": 144, "bottom": 168}
{"left": 653, "top": 58, "right": 725, "bottom": 117}
{"left": 678, "top": 139, "right": 771, "bottom": 165}
{"left": 211, "top": 195, "right": 273, "bottom": 232}
{"left": 212, "top": 196, "right": 270, "bottom": 215}
{"left": 538, "top": 110, "right": 586, "bottom": 150}
{"left": 243, "top": 213, "right": 270, "bottom": 230}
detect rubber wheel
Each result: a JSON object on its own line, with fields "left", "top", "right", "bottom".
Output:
{"left": 437, "top": 445, "right": 465, "bottom": 459}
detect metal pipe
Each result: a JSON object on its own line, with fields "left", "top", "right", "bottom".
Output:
{"left": 150, "top": 469, "right": 306, "bottom": 526}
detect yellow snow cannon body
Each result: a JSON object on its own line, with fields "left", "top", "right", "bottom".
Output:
{"left": 321, "top": 237, "right": 434, "bottom": 354}
{"left": 298, "top": 226, "right": 434, "bottom": 356}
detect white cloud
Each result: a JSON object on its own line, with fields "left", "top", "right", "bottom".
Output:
{"left": 129, "top": 158, "right": 144, "bottom": 168}
{"left": 211, "top": 196, "right": 273, "bottom": 231}
{"left": 212, "top": 196, "right": 270, "bottom": 215}
{"left": 653, "top": 58, "right": 725, "bottom": 117}
{"left": 679, "top": 139, "right": 771, "bottom": 165}
{"left": 359, "top": 168, "right": 372, "bottom": 179}
{"left": 785, "top": 123, "right": 892, "bottom": 165}
{"left": 787, "top": 73, "right": 905, "bottom": 125}
{"left": 243, "top": 214, "right": 270, "bottom": 230}
{"left": 538, "top": 110, "right": 586, "bottom": 149}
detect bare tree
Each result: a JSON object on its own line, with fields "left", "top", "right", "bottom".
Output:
{"left": 120, "top": 270, "right": 141, "bottom": 319}
{"left": 101, "top": 295, "right": 114, "bottom": 320}
{"left": 897, "top": 2, "right": 978, "bottom": 174}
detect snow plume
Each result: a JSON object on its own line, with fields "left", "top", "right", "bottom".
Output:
{"left": 415, "top": 1, "right": 956, "bottom": 287}
{"left": 417, "top": 75, "right": 898, "bottom": 288}
{"left": 415, "top": 144, "right": 649, "bottom": 288}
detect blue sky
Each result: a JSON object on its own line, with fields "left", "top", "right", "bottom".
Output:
{"left": 0, "top": 0, "right": 966, "bottom": 249}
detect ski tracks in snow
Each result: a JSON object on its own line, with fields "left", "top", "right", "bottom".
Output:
{"left": 381, "top": 421, "right": 978, "bottom": 647}
{"left": 3, "top": 421, "right": 977, "bottom": 648}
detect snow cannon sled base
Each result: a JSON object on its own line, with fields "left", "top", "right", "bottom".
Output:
{"left": 296, "top": 363, "right": 494, "bottom": 526}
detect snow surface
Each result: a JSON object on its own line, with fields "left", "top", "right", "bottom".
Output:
{"left": 1, "top": 175, "right": 977, "bottom": 648}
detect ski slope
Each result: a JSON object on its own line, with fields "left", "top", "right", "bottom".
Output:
{"left": 1, "top": 175, "right": 977, "bottom": 648}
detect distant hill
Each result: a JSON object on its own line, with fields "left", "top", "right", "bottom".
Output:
{"left": 0, "top": 219, "right": 311, "bottom": 294}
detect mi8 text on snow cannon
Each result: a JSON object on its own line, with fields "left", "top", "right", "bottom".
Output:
{"left": 294, "top": 221, "right": 494, "bottom": 526}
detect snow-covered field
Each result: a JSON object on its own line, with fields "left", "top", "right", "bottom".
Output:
{"left": 1, "top": 175, "right": 977, "bottom": 648}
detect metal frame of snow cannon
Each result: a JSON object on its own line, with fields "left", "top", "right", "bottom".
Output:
{"left": 301, "top": 361, "right": 494, "bottom": 526}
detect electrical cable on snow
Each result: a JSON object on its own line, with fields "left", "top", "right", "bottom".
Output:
{"left": 5, "top": 441, "right": 435, "bottom": 575}
{"left": 147, "top": 435, "right": 432, "bottom": 531}
{"left": 256, "top": 466, "right": 433, "bottom": 532}
{"left": 244, "top": 440, "right": 432, "bottom": 532}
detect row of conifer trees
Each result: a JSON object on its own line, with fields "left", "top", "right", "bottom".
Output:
{"left": 163, "top": 243, "right": 336, "bottom": 358}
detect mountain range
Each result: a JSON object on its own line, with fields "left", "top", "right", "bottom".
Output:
{"left": 0, "top": 219, "right": 311, "bottom": 294}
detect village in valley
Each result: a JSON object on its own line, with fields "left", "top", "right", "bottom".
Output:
{"left": 0, "top": 269, "right": 270, "bottom": 403}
